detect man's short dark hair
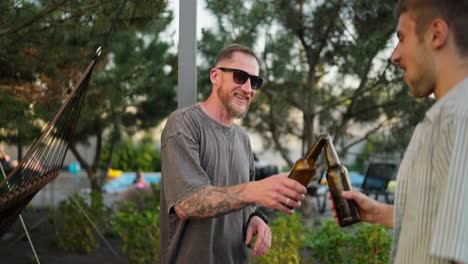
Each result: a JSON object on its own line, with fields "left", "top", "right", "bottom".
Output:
{"left": 394, "top": 0, "right": 468, "bottom": 56}
{"left": 214, "top": 44, "right": 261, "bottom": 68}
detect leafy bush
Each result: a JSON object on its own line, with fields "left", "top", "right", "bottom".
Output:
{"left": 111, "top": 184, "right": 160, "bottom": 263}
{"left": 253, "top": 215, "right": 392, "bottom": 264}
{"left": 254, "top": 212, "right": 313, "bottom": 264}
{"left": 101, "top": 133, "right": 161, "bottom": 172}
{"left": 52, "top": 191, "right": 113, "bottom": 253}
{"left": 305, "top": 219, "right": 392, "bottom": 264}
{"left": 306, "top": 219, "right": 354, "bottom": 263}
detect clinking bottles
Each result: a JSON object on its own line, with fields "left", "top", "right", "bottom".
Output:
{"left": 323, "top": 135, "right": 360, "bottom": 227}
{"left": 288, "top": 133, "right": 360, "bottom": 227}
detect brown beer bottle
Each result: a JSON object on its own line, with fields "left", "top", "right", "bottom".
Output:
{"left": 323, "top": 135, "right": 360, "bottom": 227}
{"left": 288, "top": 135, "right": 326, "bottom": 187}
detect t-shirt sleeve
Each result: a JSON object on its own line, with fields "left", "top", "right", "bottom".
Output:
{"left": 430, "top": 116, "right": 468, "bottom": 262}
{"left": 161, "top": 130, "right": 211, "bottom": 213}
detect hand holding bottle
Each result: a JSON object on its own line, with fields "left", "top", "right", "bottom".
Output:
{"left": 245, "top": 173, "right": 307, "bottom": 214}
{"left": 329, "top": 190, "right": 394, "bottom": 228}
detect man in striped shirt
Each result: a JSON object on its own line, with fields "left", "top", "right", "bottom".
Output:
{"left": 332, "top": 0, "right": 468, "bottom": 263}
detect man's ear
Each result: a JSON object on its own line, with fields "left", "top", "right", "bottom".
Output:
{"left": 210, "top": 68, "right": 219, "bottom": 86}
{"left": 429, "top": 18, "right": 449, "bottom": 50}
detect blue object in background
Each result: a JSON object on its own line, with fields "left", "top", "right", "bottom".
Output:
{"left": 103, "top": 172, "right": 161, "bottom": 193}
{"left": 68, "top": 161, "right": 82, "bottom": 175}
{"left": 348, "top": 171, "right": 388, "bottom": 190}
{"left": 348, "top": 171, "right": 365, "bottom": 188}
{"left": 321, "top": 171, "right": 365, "bottom": 188}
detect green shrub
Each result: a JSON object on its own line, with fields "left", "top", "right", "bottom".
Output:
{"left": 254, "top": 212, "right": 313, "bottom": 264}
{"left": 305, "top": 219, "right": 392, "bottom": 264}
{"left": 111, "top": 185, "right": 160, "bottom": 263}
{"left": 350, "top": 222, "right": 393, "bottom": 264}
{"left": 101, "top": 133, "right": 161, "bottom": 172}
{"left": 52, "top": 191, "right": 112, "bottom": 254}
{"left": 253, "top": 215, "right": 392, "bottom": 264}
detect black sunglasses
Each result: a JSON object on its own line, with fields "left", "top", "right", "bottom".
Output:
{"left": 217, "top": 67, "right": 264, "bottom": 90}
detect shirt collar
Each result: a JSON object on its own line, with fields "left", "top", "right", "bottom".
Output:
{"left": 425, "top": 77, "right": 468, "bottom": 122}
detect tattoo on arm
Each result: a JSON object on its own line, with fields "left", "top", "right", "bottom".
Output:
{"left": 176, "top": 184, "right": 249, "bottom": 219}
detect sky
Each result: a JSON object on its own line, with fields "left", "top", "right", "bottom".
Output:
{"left": 167, "top": 0, "right": 216, "bottom": 44}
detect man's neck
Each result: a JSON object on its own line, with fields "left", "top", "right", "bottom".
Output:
{"left": 434, "top": 69, "right": 468, "bottom": 100}
{"left": 434, "top": 54, "right": 468, "bottom": 99}
{"left": 200, "top": 98, "right": 234, "bottom": 127}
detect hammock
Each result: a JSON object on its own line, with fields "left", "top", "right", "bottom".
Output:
{"left": 0, "top": 0, "right": 130, "bottom": 241}
{"left": 0, "top": 59, "right": 96, "bottom": 236}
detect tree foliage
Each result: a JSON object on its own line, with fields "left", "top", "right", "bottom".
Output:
{"left": 0, "top": 0, "right": 176, "bottom": 194}
{"left": 199, "top": 0, "right": 432, "bottom": 167}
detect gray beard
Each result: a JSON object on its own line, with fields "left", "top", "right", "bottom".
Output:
{"left": 225, "top": 100, "right": 248, "bottom": 119}
{"left": 217, "top": 89, "right": 249, "bottom": 119}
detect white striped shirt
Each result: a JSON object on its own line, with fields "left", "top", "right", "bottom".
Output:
{"left": 392, "top": 77, "right": 468, "bottom": 264}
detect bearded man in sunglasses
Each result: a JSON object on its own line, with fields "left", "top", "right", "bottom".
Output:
{"left": 159, "top": 44, "right": 307, "bottom": 264}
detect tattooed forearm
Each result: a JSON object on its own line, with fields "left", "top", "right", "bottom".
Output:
{"left": 175, "top": 184, "right": 250, "bottom": 219}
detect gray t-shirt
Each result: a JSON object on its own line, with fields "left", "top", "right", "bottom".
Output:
{"left": 159, "top": 104, "right": 256, "bottom": 264}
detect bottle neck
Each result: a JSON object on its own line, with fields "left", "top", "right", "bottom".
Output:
{"left": 304, "top": 134, "right": 326, "bottom": 162}
{"left": 324, "top": 136, "right": 340, "bottom": 167}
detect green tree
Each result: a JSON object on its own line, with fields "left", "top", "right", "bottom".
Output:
{"left": 69, "top": 18, "right": 177, "bottom": 194}
{"left": 0, "top": 1, "right": 176, "bottom": 197}
{"left": 0, "top": 0, "right": 73, "bottom": 157}
{"left": 199, "top": 0, "right": 432, "bottom": 168}
{"left": 0, "top": 90, "right": 43, "bottom": 160}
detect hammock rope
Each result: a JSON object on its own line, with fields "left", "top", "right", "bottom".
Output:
{"left": 0, "top": 59, "right": 95, "bottom": 235}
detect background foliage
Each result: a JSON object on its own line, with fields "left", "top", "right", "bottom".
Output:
{"left": 112, "top": 185, "right": 161, "bottom": 264}
{"left": 52, "top": 191, "right": 112, "bottom": 253}
{"left": 254, "top": 214, "right": 392, "bottom": 264}
{"left": 0, "top": 0, "right": 176, "bottom": 198}
{"left": 198, "top": 0, "right": 432, "bottom": 170}
{"left": 100, "top": 133, "right": 161, "bottom": 172}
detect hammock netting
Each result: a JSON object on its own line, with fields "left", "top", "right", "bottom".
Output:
{"left": 0, "top": 59, "right": 96, "bottom": 235}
